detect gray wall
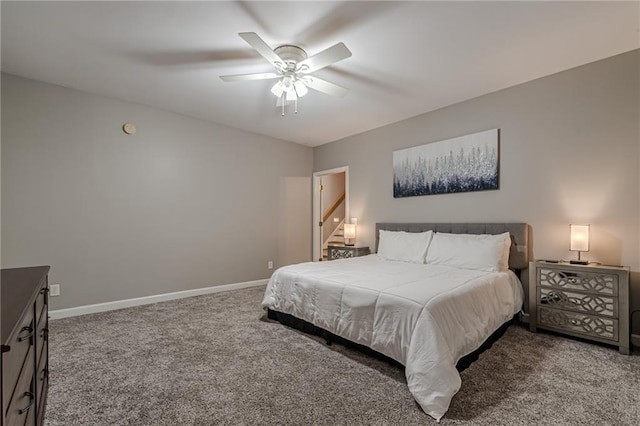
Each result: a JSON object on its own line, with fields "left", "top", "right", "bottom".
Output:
{"left": 314, "top": 50, "right": 640, "bottom": 334}
{"left": 2, "top": 74, "right": 313, "bottom": 310}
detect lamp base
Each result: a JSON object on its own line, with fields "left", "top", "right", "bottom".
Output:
{"left": 569, "top": 260, "right": 589, "bottom": 265}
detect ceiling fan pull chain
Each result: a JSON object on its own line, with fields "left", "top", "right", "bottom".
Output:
{"left": 295, "top": 99, "right": 298, "bottom": 114}
{"left": 281, "top": 94, "right": 285, "bottom": 116}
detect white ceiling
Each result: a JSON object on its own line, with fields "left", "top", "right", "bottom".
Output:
{"left": 2, "top": 1, "right": 638, "bottom": 147}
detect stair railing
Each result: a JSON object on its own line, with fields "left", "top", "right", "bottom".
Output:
{"left": 322, "top": 192, "right": 345, "bottom": 246}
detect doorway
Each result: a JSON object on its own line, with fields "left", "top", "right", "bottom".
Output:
{"left": 312, "top": 167, "right": 349, "bottom": 262}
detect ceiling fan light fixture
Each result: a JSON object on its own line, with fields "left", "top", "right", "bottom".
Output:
{"left": 221, "top": 32, "right": 352, "bottom": 116}
{"left": 294, "top": 80, "right": 308, "bottom": 97}
{"left": 285, "top": 88, "right": 297, "bottom": 101}
{"left": 270, "top": 80, "right": 284, "bottom": 97}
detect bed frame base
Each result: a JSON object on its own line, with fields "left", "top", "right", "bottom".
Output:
{"left": 267, "top": 308, "right": 514, "bottom": 372}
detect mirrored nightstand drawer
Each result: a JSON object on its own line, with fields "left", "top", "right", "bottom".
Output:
{"left": 327, "top": 245, "right": 370, "bottom": 260}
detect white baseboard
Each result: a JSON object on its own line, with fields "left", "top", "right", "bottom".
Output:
{"left": 631, "top": 334, "right": 640, "bottom": 348}
{"left": 49, "top": 279, "right": 268, "bottom": 320}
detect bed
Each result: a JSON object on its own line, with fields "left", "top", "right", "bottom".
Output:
{"left": 262, "top": 222, "right": 529, "bottom": 421}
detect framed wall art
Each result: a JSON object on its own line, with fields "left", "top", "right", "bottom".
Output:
{"left": 393, "top": 129, "right": 499, "bottom": 198}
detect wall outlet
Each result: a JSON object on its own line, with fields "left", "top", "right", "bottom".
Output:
{"left": 50, "top": 284, "right": 61, "bottom": 297}
{"left": 267, "top": 261, "right": 274, "bottom": 269}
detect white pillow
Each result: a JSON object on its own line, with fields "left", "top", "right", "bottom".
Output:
{"left": 377, "top": 230, "right": 433, "bottom": 264}
{"left": 425, "top": 232, "right": 511, "bottom": 272}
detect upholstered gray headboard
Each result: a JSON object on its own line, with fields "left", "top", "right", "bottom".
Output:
{"left": 375, "top": 223, "right": 530, "bottom": 270}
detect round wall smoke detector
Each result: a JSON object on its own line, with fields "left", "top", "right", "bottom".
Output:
{"left": 122, "top": 123, "right": 137, "bottom": 135}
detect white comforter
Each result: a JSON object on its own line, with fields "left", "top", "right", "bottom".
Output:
{"left": 261, "top": 255, "right": 524, "bottom": 421}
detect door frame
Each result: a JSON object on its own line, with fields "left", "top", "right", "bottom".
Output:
{"left": 312, "top": 166, "right": 349, "bottom": 262}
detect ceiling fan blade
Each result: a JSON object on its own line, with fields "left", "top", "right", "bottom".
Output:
{"left": 239, "top": 32, "right": 284, "bottom": 70}
{"left": 303, "top": 76, "right": 349, "bottom": 97}
{"left": 298, "top": 43, "right": 352, "bottom": 74}
{"left": 220, "top": 72, "right": 281, "bottom": 82}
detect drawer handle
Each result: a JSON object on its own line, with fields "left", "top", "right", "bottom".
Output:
{"left": 570, "top": 319, "right": 579, "bottom": 325}
{"left": 17, "top": 326, "right": 33, "bottom": 342}
{"left": 40, "top": 327, "right": 49, "bottom": 340}
{"left": 40, "top": 368, "right": 48, "bottom": 382}
{"left": 40, "top": 287, "right": 50, "bottom": 295}
{"left": 18, "top": 391, "right": 34, "bottom": 414}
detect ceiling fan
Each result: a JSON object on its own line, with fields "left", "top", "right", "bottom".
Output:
{"left": 220, "top": 32, "right": 352, "bottom": 115}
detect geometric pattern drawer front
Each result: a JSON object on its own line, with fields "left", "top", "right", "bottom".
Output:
{"left": 538, "top": 306, "right": 618, "bottom": 341}
{"left": 539, "top": 268, "right": 618, "bottom": 296}
{"left": 330, "top": 248, "right": 355, "bottom": 259}
{"left": 328, "top": 246, "right": 370, "bottom": 260}
{"left": 538, "top": 287, "right": 617, "bottom": 318}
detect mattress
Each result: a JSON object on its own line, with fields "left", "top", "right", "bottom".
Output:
{"left": 261, "top": 254, "right": 524, "bottom": 421}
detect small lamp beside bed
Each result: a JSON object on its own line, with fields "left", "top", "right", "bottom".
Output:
{"left": 343, "top": 224, "right": 356, "bottom": 246}
{"left": 569, "top": 224, "right": 590, "bottom": 265}
{"left": 343, "top": 219, "right": 357, "bottom": 246}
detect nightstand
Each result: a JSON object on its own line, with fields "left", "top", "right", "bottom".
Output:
{"left": 327, "top": 245, "right": 370, "bottom": 260}
{"left": 529, "top": 261, "right": 630, "bottom": 354}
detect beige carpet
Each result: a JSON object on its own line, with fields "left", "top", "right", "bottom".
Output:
{"left": 45, "top": 286, "right": 640, "bottom": 425}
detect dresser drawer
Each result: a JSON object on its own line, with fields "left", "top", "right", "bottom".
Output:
{"left": 538, "top": 306, "right": 618, "bottom": 341}
{"left": 36, "top": 313, "right": 48, "bottom": 370}
{"left": 537, "top": 287, "right": 617, "bottom": 318}
{"left": 36, "top": 344, "right": 48, "bottom": 403}
{"left": 35, "top": 285, "right": 48, "bottom": 326}
{"left": 5, "top": 347, "right": 36, "bottom": 426}
{"left": 328, "top": 245, "right": 370, "bottom": 260}
{"left": 2, "top": 307, "right": 35, "bottom": 415}
{"left": 539, "top": 268, "right": 618, "bottom": 296}
{"left": 37, "top": 375, "right": 48, "bottom": 426}
{"left": 25, "top": 400, "right": 37, "bottom": 426}
{"left": 26, "top": 401, "right": 37, "bottom": 426}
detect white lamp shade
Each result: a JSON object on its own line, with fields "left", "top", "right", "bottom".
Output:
{"left": 343, "top": 223, "right": 356, "bottom": 239}
{"left": 570, "top": 224, "right": 590, "bottom": 252}
{"left": 294, "top": 80, "right": 308, "bottom": 97}
{"left": 270, "top": 80, "right": 284, "bottom": 97}
{"left": 286, "top": 88, "right": 297, "bottom": 101}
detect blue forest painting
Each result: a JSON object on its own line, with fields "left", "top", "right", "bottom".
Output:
{"left": 393, "top": 129, "right": 499, "bottom": 198}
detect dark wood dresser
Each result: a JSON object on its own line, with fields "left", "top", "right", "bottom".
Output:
{"left": 1, "top": 266, "right": 50, "bottom": 426}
